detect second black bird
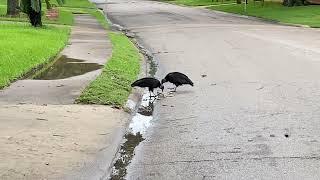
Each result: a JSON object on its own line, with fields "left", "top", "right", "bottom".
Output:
{"left": 131, "top": 77, "right": 164, "bottom": 98}
{"left": 161, "top": 72, "right": 193, "bottom": 91}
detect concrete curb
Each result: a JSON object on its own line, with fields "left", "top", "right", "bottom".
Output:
{"left": 94, "top": 2, "right": 151, "bottom": 113}
{"left": 106, "top": 25, "right": 154, "bottom": 114}
{"left": 123, "top": 33, "right": 151, "bottom": 113}
{"left": 92, "top": 5, "right": 157, "bottom": 179}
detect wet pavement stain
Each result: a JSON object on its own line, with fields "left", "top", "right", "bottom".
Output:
{"left": 138, "top": 101, "right": 154, "bottom": 116}
{"left": 110, "top": 132, "right": 144, "bottom": 180}
{"left": 148, "top": 55, "right": 157, "bottom": 77}
{"left": 110, "top": 91, "right": 157, "bottom": 179}
{"left": 32, "top": 55, "right": 103, "bottom": 80}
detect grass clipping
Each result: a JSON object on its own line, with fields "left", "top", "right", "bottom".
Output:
{"left": 77, "top": 32, "right": 141, "bottom": 106}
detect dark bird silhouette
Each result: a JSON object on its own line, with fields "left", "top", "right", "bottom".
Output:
{"left": 131, "top": 77, "right": 164, "bottom": 98}
{"left": 161, "top": 72, "right": 193, "bottom": 91}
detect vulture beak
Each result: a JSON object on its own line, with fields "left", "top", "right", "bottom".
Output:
{"left": 160, "top": 84, "right": 164, "bottom": 92}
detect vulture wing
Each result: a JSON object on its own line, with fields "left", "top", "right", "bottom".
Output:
{"left": 131, "top": 77, "right": 160, "bottom": 88}
{"left": 170, "top": 72, "right": 194, "bottom": 86}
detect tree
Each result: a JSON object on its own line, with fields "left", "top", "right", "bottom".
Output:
{"left": 20, "top": 0, "right": 65, "bottom": 27}
{"left": 7, "top": 0, "right": 19, "bottom": 16}
{"left": 20, "top": 0, "right": 42, "bottom": 27}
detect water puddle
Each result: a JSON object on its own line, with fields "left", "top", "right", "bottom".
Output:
{"left": 110, "top": 132, "right": 144, "bottom": 180}
{"left": 129, "top": 113, "right": 153, "bottom": 135}
{"left": 32, "top": 55, "right": 103, "bottom": 80}
{"left": 110, "top": 90, "right": 158, "bottom": 180}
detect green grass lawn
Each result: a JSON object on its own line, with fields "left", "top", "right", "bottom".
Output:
{"left": 0, "top": 22, "right": 69, "bottom": 88}
{"left": 0, "top": 5, "right": 5, "bottom": 15}
{"left": 1, "top": 0, "right": 135, "bottom": 106}
{"left": 59, "top": 7, "right": 108, "bottom": 27}
{"left": 77, "top": 32, "right": 141, "bottom": 106}
{"left": 62, "top": 0, "right": 96, "bottom": 8}
{"left": 0, "top": 3, "right": 74, "bottom": 25}
{"left": 0, "top": 0, "right": 100, "bottom": 26}
{"left": 208, "top": 2, "right": 320, "bottom": 27}
{"left": 75, "top": 3, "right": 138, "bottom": 106}
{"left": 89, "top": 9, "right": 109, "bottom": 28}
{"left": 168, "top": 0, "right": 235, "bottom": 6}
{"left": 48, "top": 8, "right": 74, "bottom": 25}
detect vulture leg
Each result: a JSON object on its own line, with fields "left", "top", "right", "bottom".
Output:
{"left": 152, "top": 91, "right": 158, "bottom": 97}
{"left": 169, "top": 86, "right": 177, "bottom": 92}
{"left": 168, "top": 85, "right": 177, "bottom": 92}
{"left": 149, "top": 90, "right": 157, "bottom": 99}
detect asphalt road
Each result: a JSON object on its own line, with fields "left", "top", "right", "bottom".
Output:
{"left": 102, "top": 1, "right": 320, "bottom": 179}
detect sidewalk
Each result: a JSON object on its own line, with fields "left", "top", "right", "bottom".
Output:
{"left": 0, "top": 15, "right": 128, "bottom": 180}
{"left": 0, "top": 105, "right": 127, "bottom": 180}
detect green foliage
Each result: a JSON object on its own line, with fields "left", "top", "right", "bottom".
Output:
{"left": 31, "top": 0, "right": 41, "bottom": 12}
{"left": 20, "top": 0, "right": 41, "bottom": 13}
{"left": 77, "top": 32, "right": 141, "bottom": 106}
{"left": 0, "top": 22, "right": 69, "bottom": 88}
{"left": 20, "top": 0, "right": 31, "bottom": 13}
{"left": 55, "top": 0, "right": 65, "bottom": 6}
{"left": 209, "top": 1, "right": 320, "bottom": 27}
{"left": 283, "top": 0, "right": 307, "bottom": 6}
{"left": 168, "top": 0, "right": 235, "bottom": 6}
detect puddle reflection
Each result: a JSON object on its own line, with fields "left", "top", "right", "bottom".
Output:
{"left": 33, "top": 55, "right": 103, "bottom": 80}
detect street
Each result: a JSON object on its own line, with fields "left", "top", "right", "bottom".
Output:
{"left": 103, "top": 0, "right": 320, "bottom": 179}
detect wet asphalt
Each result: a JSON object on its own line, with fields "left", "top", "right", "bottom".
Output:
{"left": 102, "top": 0, "right": 320, "bottom": 179}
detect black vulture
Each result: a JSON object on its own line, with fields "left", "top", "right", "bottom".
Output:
{"left": 131, "top": 77, "right": 164, "bottom": 98}
{"left": 161, "top": 72, "right": 193, "bottom": 91}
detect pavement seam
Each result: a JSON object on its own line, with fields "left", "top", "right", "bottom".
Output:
{"left": 138, "top": 156, "right": 320, "bottom": 165}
